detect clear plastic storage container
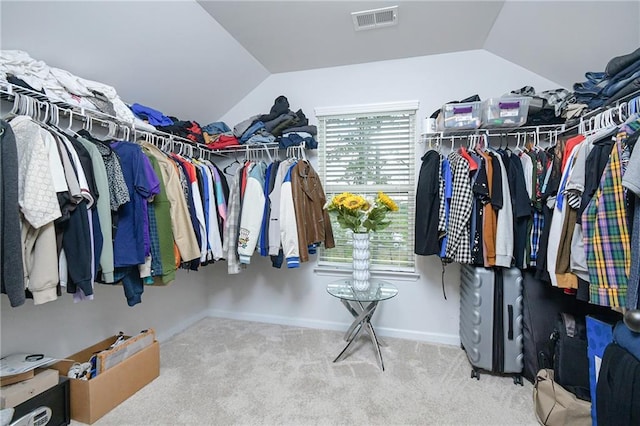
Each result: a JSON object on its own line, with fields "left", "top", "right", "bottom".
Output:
{"left": 481, "top": 97, "right": 531, "bottom": 128}
{"left": 439, "top": 101, "right": 482, "bottom": 131}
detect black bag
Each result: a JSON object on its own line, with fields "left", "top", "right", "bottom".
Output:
{"left": 551, "top": 313, "right": 591, "bottom": 401}
{"left": 521, "top": 271, "right": 574, "bottom": 383}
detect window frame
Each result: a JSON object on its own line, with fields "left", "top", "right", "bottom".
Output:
{"left": 315, "top": 101, "right": 419, "bottom": 276}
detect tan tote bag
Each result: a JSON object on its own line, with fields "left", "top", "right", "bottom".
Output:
{"left": 533, "top": 369, "right": 592, "bottom": 426}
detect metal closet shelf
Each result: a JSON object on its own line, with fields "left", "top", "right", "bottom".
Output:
{"left": 0, "top": 81, "right": 281, "bottom": 158}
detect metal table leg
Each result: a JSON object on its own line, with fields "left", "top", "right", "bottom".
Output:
{"left": 342, "top": 300, "right": 377, "bottom": 341}
{"left": 333, "top": 300, "right": 385, "bottom": 370}
{"left": 364, "top": 320, "right": 385, "bottom": 371}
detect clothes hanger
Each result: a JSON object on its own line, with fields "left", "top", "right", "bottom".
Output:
{"left": 122, "top": 124, "right": 131, "bottom": 141}
{"left": 458, "top": 137, "right": 478, "bottom": 171}
{"left": 5, "top": 92, "right": 22, "bottom": 119}
{"left": 264, "top": 146, "right": 273, "bottom": 163}
{"left": 223, "top": 153, "right": 242, "bottom": 176}
{"left": 513, "top": 132, "right": 522, "bottom": 154}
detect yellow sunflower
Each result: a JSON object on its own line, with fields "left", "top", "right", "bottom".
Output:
{"left": 343, "top": 195, "right": 367, "bottom": 211}
{"left": 378, "top": 192, "right": 398, "bottom": 211}
{"left": 332, "top": 192, "right": 352, "bottom": 207}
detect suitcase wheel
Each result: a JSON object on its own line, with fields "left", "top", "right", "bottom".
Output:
{"left": 470, "top": 369, "right": 480, "bottom": 380}
{"left": 513, "top": 375, "right": 523, "bottom": 386}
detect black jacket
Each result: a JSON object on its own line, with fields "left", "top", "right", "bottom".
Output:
{"left": 596, "top": 342, "right": 640, "bottom": 426}
{"left": 415, "top": 150, "right": 441, "bottom": 256}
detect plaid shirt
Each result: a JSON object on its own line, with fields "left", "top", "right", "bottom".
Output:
{"left": 529, "top": 211, "right": 544, "bottom": 267}
{"left": 223, "top": 167, "right": 243, "bottom": 274}
{"left": 582, "top": 136, "right": 630, "bottom": 308}
{"left": 147, "top": 205, "right": 163, "bottom": 277}
{"left": 444, "top": 152, "right": 473, "bottom": 264}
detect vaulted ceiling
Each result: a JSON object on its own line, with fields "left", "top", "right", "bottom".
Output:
{"left": 1, "top": 1, "right": 639, "bottom": 123}
{"left": 199, "top": 0, "right": 640, "bottom": 86}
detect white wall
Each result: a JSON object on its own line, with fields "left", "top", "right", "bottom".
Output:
{"left": 1, "top": 270, "right": 211, "bottom": 358}
{"left": 213, "top": 49, "right": 563, "bottom": 346}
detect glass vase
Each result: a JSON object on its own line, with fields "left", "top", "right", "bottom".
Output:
{"left": 352, "top": 232, "right": 371, "bottom": 291}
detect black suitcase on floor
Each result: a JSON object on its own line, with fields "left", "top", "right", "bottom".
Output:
{"left": 521, "top": 270, "right": 623, "bottom": 385}
{"left": 460, "top": 265, "right": 524, "bottom": 385}
{"left": 521, "top": 270, "right": 575, "bottom": 383}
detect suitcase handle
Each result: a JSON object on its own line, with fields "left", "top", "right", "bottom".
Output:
{"left": 507, "top": 305, "right": 514, "bottom": 340}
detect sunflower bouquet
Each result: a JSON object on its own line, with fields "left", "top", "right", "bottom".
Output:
{"left": 325, "top": 192, "right": 399, "bottom": 234}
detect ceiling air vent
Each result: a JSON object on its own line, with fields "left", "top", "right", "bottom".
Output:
{"left": 351, "top": 5, "right": 398, "bottom": 31}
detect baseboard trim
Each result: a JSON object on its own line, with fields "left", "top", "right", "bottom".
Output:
{"left": 207, "top": 309, "right": 459, "bottom": 346}
{"left": 156, "top": 311, "right": 211, "bottom": 343}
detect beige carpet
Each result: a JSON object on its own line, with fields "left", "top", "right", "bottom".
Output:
{"left": 82, "top": 317, "right": 538, "bottom": 425}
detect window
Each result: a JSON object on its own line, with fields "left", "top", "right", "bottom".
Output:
{"left": 316, "top": 101, "right": 418, "bottom": 272}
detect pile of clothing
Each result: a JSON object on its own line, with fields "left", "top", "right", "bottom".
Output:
{"left": 574, "top": 47, "right": 640, "bottom": 110}
{"left": 201, "top": 121, "right": 240, "bottom": 150}
{"left": 129, "top": 103, "right": 206, "bottom": 145}
{"left": 232, "top": 95, "right": 318, "bottom": 149}
{"left": 0, "top": 50, "right": 137, "bottom": 125}
{"left": 507, "top": 86, "right": 578, "bottom": 125}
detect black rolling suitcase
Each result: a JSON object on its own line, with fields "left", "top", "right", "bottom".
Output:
{"left": 460, "top": 265, "right": 524, "bottom": 385}
{"left": 521, "top": 270, "right": 623, "bottom": 385}
{"left": 521, "top": 270, "right": 574, "bottom": 383}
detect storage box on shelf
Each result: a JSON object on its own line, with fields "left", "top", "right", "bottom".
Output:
{"left": 481, "top": 96, "right": 531, "bottom": 128}
{"left": 437, "top": 101, "right": 482, "bottom": 131}
{"left": 49, "top": 334, "right": 159, "bottom": 424}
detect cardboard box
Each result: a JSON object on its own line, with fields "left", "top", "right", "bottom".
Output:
{"left": 50, "top": 336, "right": 159, "bottom": 424}
{"left": 0, "top": 369, "right": 34, "bottom": 387}
{"left": 0, "top": 368, "right": 59, "bottom": 408}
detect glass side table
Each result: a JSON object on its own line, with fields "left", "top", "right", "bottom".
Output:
{"left": 326, "top": 279, "right": 398, "bottom": 371}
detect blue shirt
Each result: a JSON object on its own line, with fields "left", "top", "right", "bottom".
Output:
{"left": 111, "top": 142, "right": 154, "bottom": 267}
{"left": 439, "top": 158, "right": 452, "bottom": 259}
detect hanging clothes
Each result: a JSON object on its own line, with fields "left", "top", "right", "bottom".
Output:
{"left": 111, "top": 141, "right": 159, "bottom": 267}
{"left": 497, "top": 149, "right": 530, "bottom": 269}
{"left": 480, "top": 150, "right": 497, "bottom": 267}
{"left": 470, "top": 152, "right": 489, "bottom": 266}
{"left": 0, "top": 119, "right": 25, "bottom": 307}
{"left": 280, "top": 160, "right": 301, "bottom": 268}
{"left": 444, "top": 151, "right": 473, "bottom": 264}
{"left": 622, "top": 123, "right": 640, "bottom": 309}
{"left": 10, "top": 115, "right": 62, "bottom": 305}
{"left": 142, "top": 149, "right": 176, "bottom": 284}
{"left": 268, "top": 158, "right": 296, "bottom": 266}
{"left": 259, "top": 161, "right": 278, "bottom": 257}
{"left": 582, "top": 129, "right": 633, "bottom": 308}
{"left": 492, "top": 152, "right": 514, "bottom": 268}
{"left": 142, "top": 142, "right": 200, "bottom": 264}
{"left": 76, "top": 134, "right": 114, "bottom": 283}
{"left": 223, "top": 166, "right": 243, "bottom": 274}
{"left": 290, "top": 159, "right": 335, "bottom": 264}
{"left": 414, "top": 150, "right": 441, "bottom": 256}
{"left": 238, "top": 161, "right": 266, "bottom": 264}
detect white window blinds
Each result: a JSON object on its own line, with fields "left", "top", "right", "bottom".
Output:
{"left": 316, "top": 102, "right": 417, "bottom": 272}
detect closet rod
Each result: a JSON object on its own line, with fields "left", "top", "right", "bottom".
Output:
{"left": 0, "top": 81, "right": 280, "bottom": 157}
{"left": 421, "top": 124, "right": 564, "bottom": 142}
